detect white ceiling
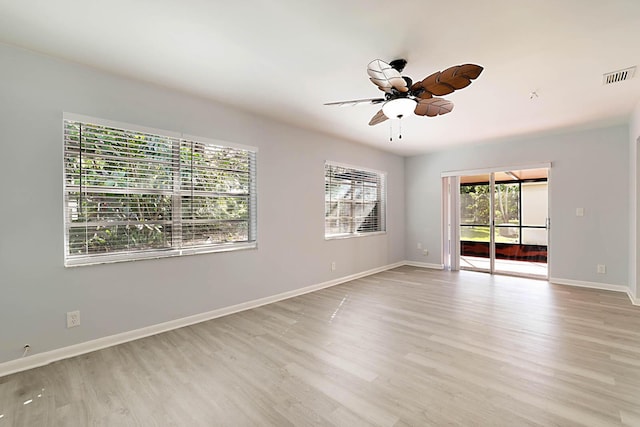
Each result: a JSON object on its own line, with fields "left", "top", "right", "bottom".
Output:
{"left": 1, "top": 0, "right": 640, "bottom": 156}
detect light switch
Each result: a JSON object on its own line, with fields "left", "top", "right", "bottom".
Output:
{"left": 576, "top": 208, "right": 584, "bottom": 217}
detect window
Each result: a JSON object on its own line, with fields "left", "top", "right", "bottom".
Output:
{"left": 460, "top": 178, "right": 548, "bottom": 246}
{"left": 324, "top": 162, "right": 386, "bottom": 238}
{"left": 63, "top": 114, "right": 257, "bottom": 266}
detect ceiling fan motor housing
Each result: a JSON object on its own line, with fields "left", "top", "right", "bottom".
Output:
{"left": 389, "top": 59, "right": 407, "bottom": 72}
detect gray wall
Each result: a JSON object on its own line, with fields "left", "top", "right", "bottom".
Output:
{"left": 405, "top": 125, "right": 630, "bottom": 286}
{"left": 0, "top": 44, "right": 405, "bottom": 364}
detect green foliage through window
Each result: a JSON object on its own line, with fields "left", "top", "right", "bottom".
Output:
{"left": 63, "top": 118, "right": 256, "bottom": 265}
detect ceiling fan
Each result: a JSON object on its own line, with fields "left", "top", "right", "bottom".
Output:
{"left": 325, "top": 59, "right": 483, "bottom": 132}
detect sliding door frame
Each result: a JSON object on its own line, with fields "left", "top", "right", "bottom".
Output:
{"left": 442, "top": 176, "right": 460, "bottom": 271}
{"left": 442, "top": 162, "right": 551, "bottom": 278}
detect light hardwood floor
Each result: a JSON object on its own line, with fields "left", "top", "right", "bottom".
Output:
{"left": 2, "top": 266, "right": 640, "bottom": 426}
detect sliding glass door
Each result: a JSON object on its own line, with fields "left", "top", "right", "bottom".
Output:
{"left": 459, "top": 174, "right": 491, "bottom": 272}
{"left": 458, "top": 168, "right": 549, "bottom": 278}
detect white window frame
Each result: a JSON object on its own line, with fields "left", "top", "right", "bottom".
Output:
{"left": 63, "top": 113, "right": 257, "bottom": 266}
{"left": 324, "top": 161, "right": 386, "bottom": 239}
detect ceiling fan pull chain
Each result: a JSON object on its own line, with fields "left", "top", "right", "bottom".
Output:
{"left": 389, "top": 121, "right": 393, "bottom": 142}
{"left": 399, "top": 118, "right": 402, "bottom": 140}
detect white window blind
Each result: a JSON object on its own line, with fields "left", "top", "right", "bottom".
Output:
{"left": 63, "top": 116, "right": 257, "bottom": 266}
{"left": 325, "top": 162, "right": 386, "bottom": 238}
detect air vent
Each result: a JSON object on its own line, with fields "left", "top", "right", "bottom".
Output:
{"left": 603, "top": 66, "right": 636, "bottom": 85}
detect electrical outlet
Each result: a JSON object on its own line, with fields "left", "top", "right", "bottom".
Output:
{"left": 331, "top": 261, "right": 336, "bottom": 271}
{"left": 423, "top": 249, "right": 429, "bottom": 256}
{"left": 597, "top": 264, "right": 606, "bottom": 274}
{"left": 67, "top": 310, "right": 80, "bottom": 328}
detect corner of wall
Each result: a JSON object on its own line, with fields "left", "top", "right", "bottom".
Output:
{"left": 630, "top": 98, "right": 640, "bottom": 299}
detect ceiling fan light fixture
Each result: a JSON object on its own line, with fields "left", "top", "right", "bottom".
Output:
{"left": 382, "top": 98, "right": 417, "bottom": 119}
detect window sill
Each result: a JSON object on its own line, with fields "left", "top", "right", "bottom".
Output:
{"left": 64, "top": 242, "right": 257, "bottom": 267}
{"left": 325, "top": 231, "right": 386, "bottom": 241}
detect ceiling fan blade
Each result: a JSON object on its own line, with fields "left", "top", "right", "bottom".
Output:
{"left": 439, "top": 66, "right": 472, "bottom": 90}
{"left": 414, "top": 98, "right": 454, "bottom": 117}
{"left": 367, "top": 59, "right": 409, "bottom": 93}
{"left": 418, "top": 71, "right": 454, "bottom": 96}
{"left": 368, "top": 109, "right": 388, "bottom": 126}
{"left": 408, "top": 85, "right": 433, "bottom": 100}
{"left": 412, "top": 64, "right": 484, "bottom": 98}
{"left": 324, "top": 98, "right": 386, "bottom": 107}
{"left": 457, "top": 64, "right": 484, "bottom": 80}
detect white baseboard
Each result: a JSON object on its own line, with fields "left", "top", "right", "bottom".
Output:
{"left": 0, "top": 261, "right": 405, "bottom": 378}
{"left": 549, "top": 277, "right": 632, "bottom": 296}
{"left": 550, "top": 277, "right": 638, "bottom": 306}
{"left": 403, "top": 260, "right": 445, "bottom": 270}
{"left": 4, "top": 264, "right": 633, "bottom": 377}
